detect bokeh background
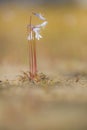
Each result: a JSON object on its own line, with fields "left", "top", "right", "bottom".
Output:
{"left": 0, "top": 0, "right": 87, "bottom": 79}
{"left": 0, "top": 1, "right": 87, "bottom": 130}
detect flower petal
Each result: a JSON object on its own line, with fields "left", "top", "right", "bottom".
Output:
{"left": 35, "top": 21, "right": 48, "bottom": 28}
{"left": 27, "top": 31, "right": 33, "bottom": 40}
{"left": 33, "top": 27, "right": 42, "bottom": 40}
{"left": 32, "top": 12, "right": 46, "bottom": 20}
{"left": 40, "top": 21, "right": 48, "bottom": 27}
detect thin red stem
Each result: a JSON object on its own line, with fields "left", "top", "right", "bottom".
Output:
{"left": 31, "top": 40, "right": 34, "bottom": 78}
{"left": 29, "top": 16, "right": 33, "bottom": 79}
{"left": 33, "top": 32, "right": 37, "bottom": 75}
{"left": 28, "top": 15, "right": 38, "bottom": 79}
{"left": 29, "top": 40, "right": 31, "bottom": 77}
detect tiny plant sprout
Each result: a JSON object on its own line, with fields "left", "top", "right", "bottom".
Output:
{"left": 27, "top": 13, "right": 48, "bottom": 80}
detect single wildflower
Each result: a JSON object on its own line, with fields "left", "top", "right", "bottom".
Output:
{"left": 27, "top": 21, "right": 48, "bottom": 41}
{"left": 33, "top": 27, "right": 42, "bottom": 40}
{"left": 32, "top": 12, "right": 46, "bottom": 20}
{"left": 27, "top": 12, "right": 48, "bottom": 80}
{"left": 36, "top": 21, "right": 48, "bottom": 28}
{"left": 28, "top": 27, "right": 42, "bottom": 41}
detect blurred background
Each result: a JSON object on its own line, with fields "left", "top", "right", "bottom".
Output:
{"left": 0, "top": 1, "right": 87, "bottom": 130}
{"left": 0, "top": 0, "right": 87, "bottom": 78}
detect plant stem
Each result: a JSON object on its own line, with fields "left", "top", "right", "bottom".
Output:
{"left": 28, "top": 15, "right": 38, "bottom": 79}
{"left": 31, "top": 39, "right": 34, "bottom": 78}
{"left": 29, "top": 16, "right": 33, "bottom": 79}
{"left": 28, "top": 40, "right": 31, "bottom": 78}
{"left": 33, "top": 32, "right": 37, "bottom": 75}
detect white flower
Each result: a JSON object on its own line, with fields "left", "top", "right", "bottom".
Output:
{"left": 27, "top": 13, "right": 48, "bottom": 41}
{"left": 36, "top": 21, "right": 48, "bottom": 28}
{"left": 28, "top": 26, "right": 42, "bottom": 40}
{"left": 40, "top": 21, "right": 48, "bottom": 28}
{"left": 33, "top": 27, "right": 42, "bottom": 40}
{"left": 32, "top": 12, "right": 46, "bottom": 20}
{"left": 27, "top": 31, "right": 33, "bottom": 40}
